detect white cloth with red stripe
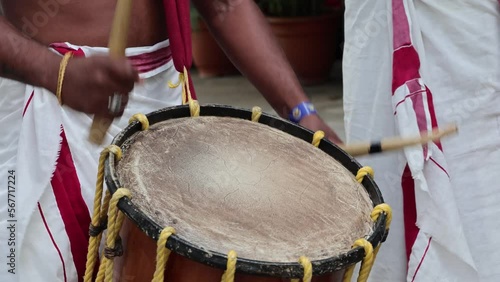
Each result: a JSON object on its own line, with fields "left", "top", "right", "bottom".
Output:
{"left": 0, "top": 40, "right": 182, "bottom": 282}
{"left": 344, "top": 0, "right": 500, "bottom": 281}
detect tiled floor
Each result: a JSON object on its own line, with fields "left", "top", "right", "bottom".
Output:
{"left": 191, "top": 61, "right": 346, "bottom": 140}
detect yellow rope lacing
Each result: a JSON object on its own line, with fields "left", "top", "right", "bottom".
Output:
{"left": 251, "top": 106, "right": 262, "bottom": 122}
{"left": 221, "top": 250, "right": 237, "bottom": 282}
{"left": 90, "top": 188, "right": 130, "bottom": 282}
{"left": 85, "top": 115, "right": 150, "bottom": 281}
{"left": 355, "top": 166, "right": 374, "bottom": 183}
{"left": 129, "top": 113, "right": 150, "bottom": 130}
{"left": 342, "top": 239, "right": 374, "bottom": 282}
{"left": 290, "top": 256, "right": 312, "bottom": 282}
{"left": 84, "top": 145, "right": 122, "bottom": 282}
{"left": 341, "top": 167, "right": 392, "bottom": 282}
{"left": 312, "top": 131, "right": 325, "bottom": 147}
{"left": 169, "top": 66, "right": 200, "bottom": 117}
{"left": 371, "top": 204, "right": 392, "bottom": 257}
{"left": 84, "top": 114, "right": 156, "bottom": 282}
{"left": 152, "top": 227, "right": 176, "bottom": 282}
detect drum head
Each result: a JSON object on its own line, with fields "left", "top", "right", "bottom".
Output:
{"left": 106, "top": 105, "right": 386, "bottom": 277}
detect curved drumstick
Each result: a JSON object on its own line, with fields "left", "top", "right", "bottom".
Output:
{"left": 339, "top": 124, "right": 458, "bottom": 157}
{"left": 89, "top": 0, "right": 133, "bottom": 144}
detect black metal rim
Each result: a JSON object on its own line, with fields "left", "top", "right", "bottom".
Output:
{"left": 104, "top": 104, "right": 387, "bottom": 278}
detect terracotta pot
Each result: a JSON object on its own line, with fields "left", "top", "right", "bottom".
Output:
{"left": 267, "top": 12, "right": 342, "bottom": 85}
{"left": 191, "top": 18, "right": 240, "bottom": 78}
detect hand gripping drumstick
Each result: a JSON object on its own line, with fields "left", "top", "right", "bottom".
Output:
{"left": 88, "top": 0, "right": 133, "bottom": 144}
{"left": 339, "top": 124, "right": 458, "bottom": 157}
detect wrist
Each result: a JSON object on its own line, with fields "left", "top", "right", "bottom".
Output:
{"left": 288, "top": 101, "right": 318, "bottom": 123}
{"left": 36, "top": 51, "right": 61, "bottom": 93}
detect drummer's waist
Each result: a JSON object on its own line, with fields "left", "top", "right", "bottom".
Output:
{"left": 48, "top": 39, "right": 173, "bottom": 75}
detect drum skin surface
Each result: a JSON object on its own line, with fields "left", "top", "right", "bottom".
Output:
{"left": 116, "top": 116, "right": 374, "bottom": 264}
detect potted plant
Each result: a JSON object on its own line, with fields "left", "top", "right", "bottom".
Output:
{"left": 255, "top": 0, "right": 343, "bottom": 85}
{"left": 190, "top": 6, "right": 239, "bottom": 78}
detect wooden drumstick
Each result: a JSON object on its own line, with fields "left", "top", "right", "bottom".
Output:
{"left": 88, "top": 0, "right": 133, "bottom": 144}
{"left": 339, "top": 124, "right": 458, "bottom": 157}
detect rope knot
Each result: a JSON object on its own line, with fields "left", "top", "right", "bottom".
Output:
{"left": 353, "top": 238, "right": 374, "bottom": 258}
{"left": 251, "top": 106, "right": 262, "bottom": 122}
{"left": 129, "top": 113, "right": 150, "bottom": 131}
{"left": 189, "top": 100, "right": 200, "bottom": 117}
{"left": 355, "top": 166, "right": 374, "bottom": 183}
{"left": 88, "top": 217, "right": 108, "bottom": 237}
{"left": 104, "top": 236, "right": 123, "bottom": 259}
{"left": 312, "top": 131, "right": 325, "bottom": 147}
{"left": 103, "top": 145, "right": 122, "bottom": 161}
{"left": 371, "top": 203, "right": 392, "bottom": 230}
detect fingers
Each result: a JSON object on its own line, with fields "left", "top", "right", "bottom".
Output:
{"left": 93, "top": 61, "right": 137, "bottom": 94}
{"left": 88, "top": 57, "right": 135, "bottom": 116}
{"left": 106, "top": 57, "right": 140, "bottom": 90}
{"left": 104, "top": 59, "right": 135, "bottom": 117}
{"left": 60, "top": 56, "right": 137, "bottom": 117}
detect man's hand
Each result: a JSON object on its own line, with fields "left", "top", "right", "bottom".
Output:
{"left": 299, "top": 114, "right": 343, "bottom": 144}
{"left": 56, "top": 56, "right": 139, "bottom": 117}
{"left": 0, "top": 16, "right": 138, "bottom": 119}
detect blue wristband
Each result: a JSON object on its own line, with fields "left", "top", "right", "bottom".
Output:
{"left": 289, "top": 102, "right": 317, "bottom": 123}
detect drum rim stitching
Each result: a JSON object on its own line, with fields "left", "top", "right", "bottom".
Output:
{"left": 104, "top": 104, "right": 388, "bottom": 278}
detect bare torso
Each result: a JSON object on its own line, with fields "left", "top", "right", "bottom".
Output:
{"left": 1, "top": 0, "right": 168, "bottom": 47}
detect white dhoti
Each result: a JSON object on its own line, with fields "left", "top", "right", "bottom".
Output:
{"left": 343, "top": 1, "right": 500, "bottom": 281}
{"left": 0, "top": 40, "right": 183, "bottom": 282}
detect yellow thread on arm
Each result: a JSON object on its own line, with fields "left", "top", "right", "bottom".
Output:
{"left": 342, "top": 239, "right": 374, "bottom": 282}
{"left": 221, "top": 250, "right": 237, "bottom": 282}
{"left": 152, "top": 227, "right": 176, "bottom": 282}
{"left": 56, "top": 52, "right": 73, "bottom": 105}
{"left": 84, "top": 145, "right": 122, "bottom": 282}
{"left": 355, "top": 167, "right": 374, "bottom": 183}
{"left": 251, "top": 106, "right": 262, "bottom": 122}
{"left": 129, "top": 113, "right": 150, "bottom": 131}
{"left": 312, "top": 131, "right": 325, "bottom": 147}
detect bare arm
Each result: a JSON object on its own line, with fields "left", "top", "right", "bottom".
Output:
{"left": 192, "top": 0, "right": 309, "bottom": 118}
{"left": 192, "top": 0, "right": 342, "bottom": 143}
{"left": 0, "top": 15, "right": 60, "bottom": 92}
{"left": 0, "top": 5, "right": 138, "bottom": 117}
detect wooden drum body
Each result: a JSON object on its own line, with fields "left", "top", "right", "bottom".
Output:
{"left": 97, "top": 105, "right": 389, "bottom": 282}
{"left": 114, "top": 220, "right": 342, "bottom": 282}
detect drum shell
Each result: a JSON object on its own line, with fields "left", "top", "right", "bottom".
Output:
{"left": 113, "top": 217, "right": 345, "bottom": 282}
{"left": 104, "top": 104, "right": 388, "bottom": 280}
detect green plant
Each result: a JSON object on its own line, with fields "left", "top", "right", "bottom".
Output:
{"left": 255, "top": 0, "right": 327, "bottom": 17}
